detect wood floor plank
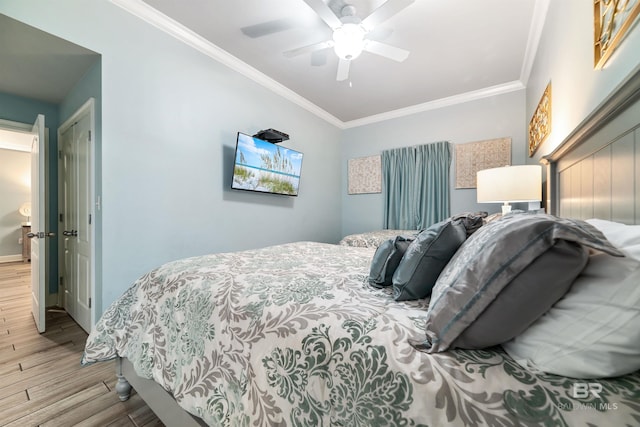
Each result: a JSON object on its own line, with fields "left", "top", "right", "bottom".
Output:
{"left": 140, "top": 418, "right": 166, "bottom": 427}
{"left": 0, "top": 262, "right": 163, "bottom": 426}
{"left": 0, "top": 352, "right": 86, "bottom": 400}
{"left": 0, "top": 390, "right": 28, "bottom": 413}
{"left": 2, "top": 382, "right": 110, "bottom": 427}
{"left": 27, "top": 361, "right": 115, "bottom": 401}
{"left": 4, "top": 341, "right": 75, "bottom": 371}
{"left": 2, "top": 367, "right": 116, "bottom": 423}
{"left": 106, "top": 415, "right": 137, "bottom": 427}
{"left": 129, "top": 404, "right": 162, "bottom": 427}
{"left": 44, "top": 391, "right": 146, "bottom": 427}
{"left": 0, "top": 360, "right": 20, "bottom": 376}
{"left": 0, "top": 328, "right": 87, "bottom": 357}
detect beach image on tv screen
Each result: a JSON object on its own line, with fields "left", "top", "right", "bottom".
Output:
{"left": 232, "top": 133, "right": 303, "bottom": 195}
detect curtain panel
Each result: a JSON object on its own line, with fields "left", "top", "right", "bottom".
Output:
{"left": 382, "top": 141, "right": 451, "bottom": 230}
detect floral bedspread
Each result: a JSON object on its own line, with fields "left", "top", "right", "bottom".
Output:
{"left": 82, "top": 242, "right": 640, "bottom": 426}
{"left": 339, "top": 229, "right": 418, "bottom": 248}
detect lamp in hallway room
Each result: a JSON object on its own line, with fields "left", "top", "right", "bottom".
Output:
{"left": 18, "top": 202, "right": 31, "bottom": 225}
{"left": 477, "top": 165, "right": 542, "bottom": 214}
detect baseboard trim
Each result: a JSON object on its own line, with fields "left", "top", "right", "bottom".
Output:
{"left": 0, "top": 254, "right": 24, "bottom": 263}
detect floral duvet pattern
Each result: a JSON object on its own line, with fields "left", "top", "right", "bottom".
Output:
{"left": 82, "top": 242, "right": 640, "bottom": 426}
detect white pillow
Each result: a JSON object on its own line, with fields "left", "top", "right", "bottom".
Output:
{"left": 503, "top": 219, "right": 640, "bottom": 378}
{"left": 585, "top": 218, "right": 640, "bottom": 260}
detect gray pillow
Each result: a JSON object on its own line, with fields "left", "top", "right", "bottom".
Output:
{"left": 452, "top": 240, "right": 588, "bottom": 349}
{"left": 450, "top": 211, "right": 488, "bottom": 237}
{"left": 368, "top": 235, "right": 414, "bottom": 288}
{"left": 392, "top": 220, "right": 467, "bottom": 301}
{"left": 416, "top": 214, "right": 624, "bottom": 353}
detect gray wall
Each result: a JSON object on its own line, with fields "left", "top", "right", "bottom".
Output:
{"left": 526, "top": 0, "right": 640, "bottom": 163}
{"left": 0, "top": 1, "right": 343, "bottom": 315}
{"left": 0, "top": 148, "right": 30, "bottom": 258}
{"left": 0, "top": 92, "right": 58, "bottom": 278}
{"left": 4, "top": 0, "right": 639, "bottom": 318}
{"left": 340, "top": 90, "right": 526, "bottom": 236}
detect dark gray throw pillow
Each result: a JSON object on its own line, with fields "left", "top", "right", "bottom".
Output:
{"left": 368, "top": 235, "right": 415, "bottom": 288}
{"left": 392, "top": 220, "right": 467, "bottom": 301}
{"left": 450, "top": 211, "right": 488, "bottom": 237}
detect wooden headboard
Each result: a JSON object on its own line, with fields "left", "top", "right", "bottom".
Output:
{"left": 542, "top": 64, "right": 640, "bottom": 225}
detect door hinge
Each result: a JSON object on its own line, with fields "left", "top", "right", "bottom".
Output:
{"left": 59, "top": 213, "right": 64, "bottom": 223}
{"left": 89, "top": 214, "right": 92, "bottom": 225}
{"left": 58, "top": 150, "right": 62, "bottom": 159}
{"left": 88, "top": 130, "right": 92, "bottom": 142}
{"left": 89, "top": 298, "right": 92, "bottom": 309}
{"left": 59, "top": 276, "right": 64, "bottom": 286}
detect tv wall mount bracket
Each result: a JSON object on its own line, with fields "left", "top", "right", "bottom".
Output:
{"left": 253, "top": 128, "right": 289, "bottom": 143}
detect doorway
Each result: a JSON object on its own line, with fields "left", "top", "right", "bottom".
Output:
{"left": 0, "top": 118, "right": 51, "bottom": 332}
{"left": 0, "top": 13, "right": 101, "bottom": 334}
{"left": 0, "top": 104, "right": 95, "bottom": 335}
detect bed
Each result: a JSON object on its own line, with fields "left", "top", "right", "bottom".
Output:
{"left": 339, "top": 213, "right": 486, "bottom": 248}
{"left": 82, "top": 66, "right": 640, "bottom": 426}
{"left": 338, "top": 229, "right": 418, "bottom": 248}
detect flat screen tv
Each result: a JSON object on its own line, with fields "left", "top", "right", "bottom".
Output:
{"left": 231, "top": 132, "right": 303, "bottom": 196}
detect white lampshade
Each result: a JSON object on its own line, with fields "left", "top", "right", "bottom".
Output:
{"left": 19, "top": 202, "right": 31, "bottom": 225}
{"left": 19, "top": 202, "right": 31, "bottom": 218}
{"left": 477, "top": 165, "right": 542, "bottom": 213}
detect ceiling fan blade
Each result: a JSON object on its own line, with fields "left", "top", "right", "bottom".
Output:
{"left": 336, "top": 58, "right": 350, "bottom": 81}
{"left": 302, "top": 0, "right": 342, "bottom": 30}
{"left": 241, "top": 18, "right": 297, "bottom": 38}
{"left": 283, "top": 40, "right": 333, "bottom": 58}
{"left": 363, "top": 40, "right": 409, "bottom": 62}
{"left": 367, "top": 27, "right": 393, "bottom": 41}
{"left": 361, "top": 0, "right": 415, "bottom": 31}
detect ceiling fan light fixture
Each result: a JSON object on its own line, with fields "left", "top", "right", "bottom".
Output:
{"left": 332, "top": 23, "right": 366, "bottom": 60}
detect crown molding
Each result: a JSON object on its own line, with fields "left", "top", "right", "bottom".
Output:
{"left": 109, "top": 0, "right": 344, "bottom": 128}
{"left": 520, "top": 0, "right": 551, "bottom": 85}
{"left": 111, "top": 0, "right": 533, "bottom": 130}
{"left": 342, "top": 80, "right": 526, "bottom": 128}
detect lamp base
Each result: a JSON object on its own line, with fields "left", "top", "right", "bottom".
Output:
{"left": 528, "top": 201, "right": 541, "bottom": 212}
{"left": 501, "top": 203, "right": 512, "bottom": 215}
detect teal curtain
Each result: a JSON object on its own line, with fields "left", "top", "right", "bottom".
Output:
{"left": 382, "top": 142, "right": 451, "bottom": 230}
{"left": 415, "top": 141, "right": 451, "bottom": 229}
{"left": 383, "top": 147, "right": 417, "bottom": 230}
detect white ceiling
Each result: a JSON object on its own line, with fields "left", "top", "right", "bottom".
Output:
{"left": 0, "top": 14, "right": 100, "bottom": 105}
{"left": 0, "top": 1, "right": 546, "bottom": 128}
{"left": 131, "top": 0, "right": 545, "bottom": 125}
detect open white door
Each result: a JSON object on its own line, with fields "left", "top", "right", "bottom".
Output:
{"left": 29, "top": 114, "right": 48, "bottom": 333}
{"left": 59, "top": 108, "right": 93, "bottom": 333}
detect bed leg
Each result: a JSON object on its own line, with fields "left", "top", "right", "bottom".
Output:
{"left": 115, "top": 357, "right": 132, "bottom": 401}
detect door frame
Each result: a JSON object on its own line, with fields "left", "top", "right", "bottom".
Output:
{"left": 57, "top": 98, "right": 96, "bottom": 331}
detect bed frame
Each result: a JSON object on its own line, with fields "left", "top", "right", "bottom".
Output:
{"left": 116, "top": 357, "right": 206, "bottom": 426}
{"left": 114, "top": 63, "right": 640, "bottom": 426}
{"left": 542, "top": 63, "right": 640, "bottom": 224}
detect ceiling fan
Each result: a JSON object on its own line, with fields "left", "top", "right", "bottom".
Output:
{"left": 284, "top": 0, "right": 415, "bottom": 81}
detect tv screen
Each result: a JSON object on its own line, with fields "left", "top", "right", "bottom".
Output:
{"left": 231, "top": 132, "right": 303, "bottom": 196}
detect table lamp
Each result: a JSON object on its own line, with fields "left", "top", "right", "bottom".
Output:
{"left": 477, "top": 165, "right": 542, "bottom": 214}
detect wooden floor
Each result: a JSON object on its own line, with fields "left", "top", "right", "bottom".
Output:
{"left": 0, "top": 262, "right": 164, "bottom": 426}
